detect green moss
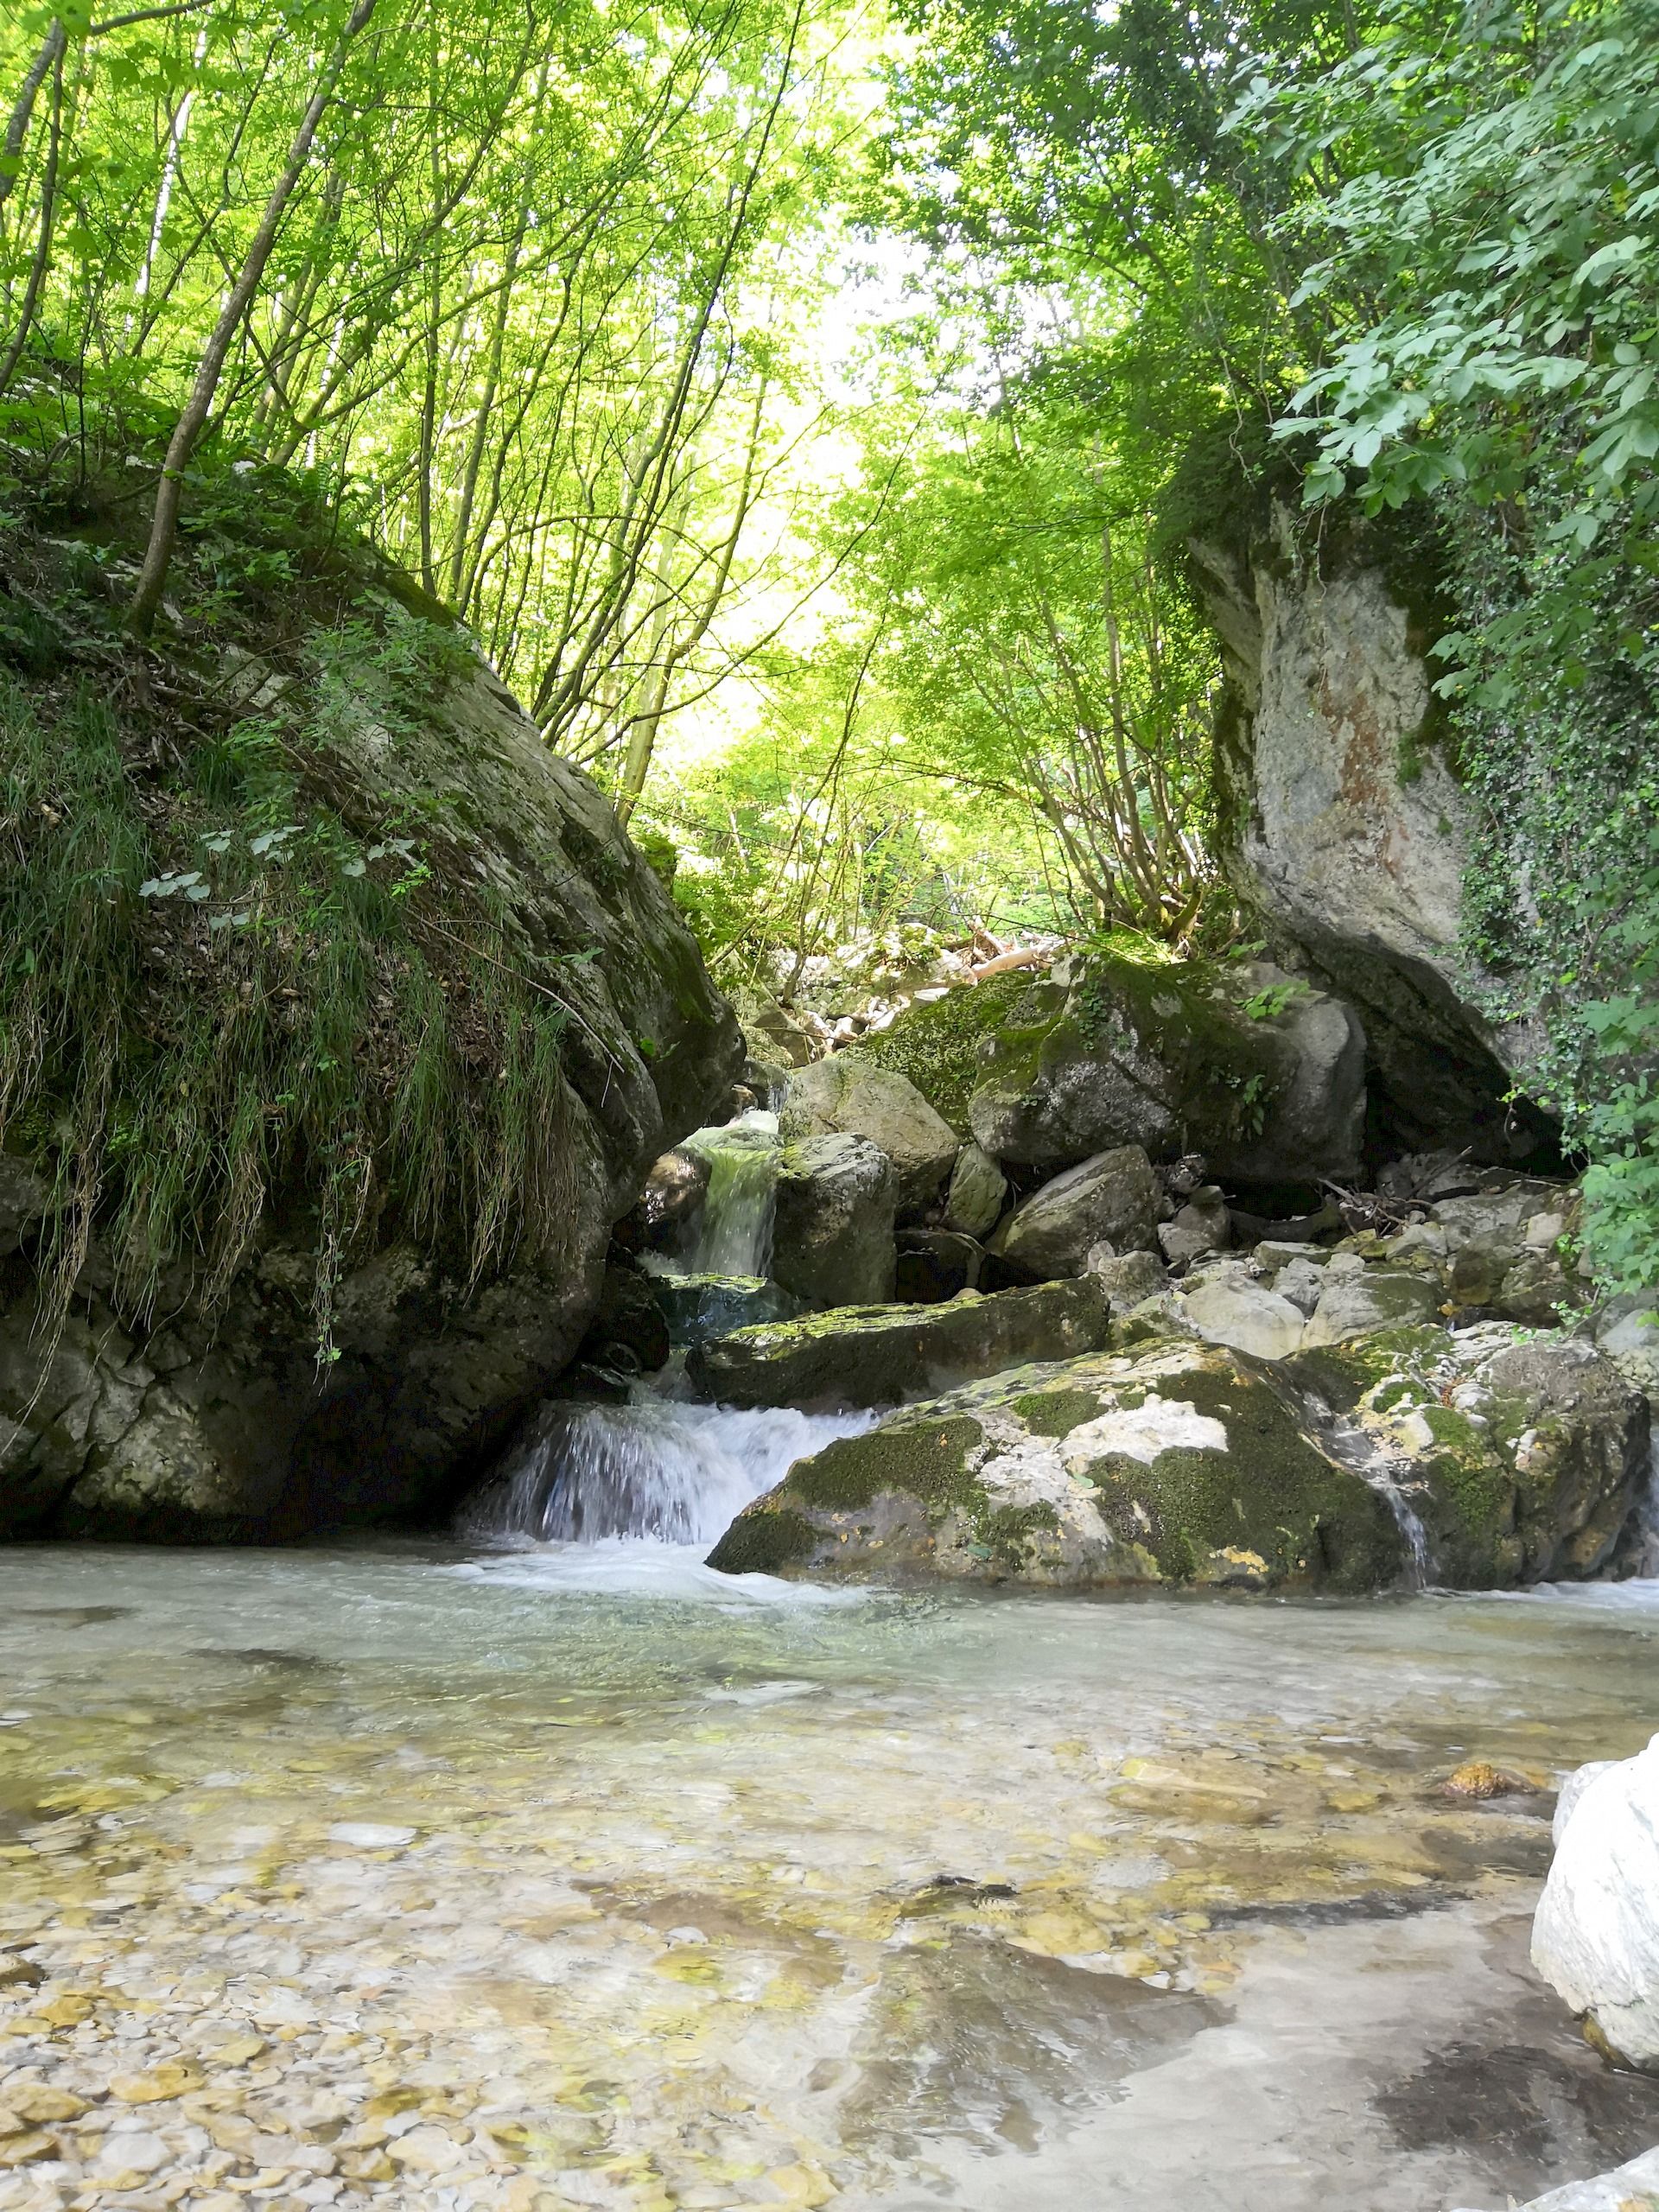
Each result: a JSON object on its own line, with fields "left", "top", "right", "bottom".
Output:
{"left": 704, "top": 1507, "right": 819, "bottom": 1576}
{"left": 785, "top": 1415, "right": 985, "bottom": 1516}
{"left": 856, "top": 970, "right": 1045, "bottom": 1132}
{"left": 976, "top": 1500, "right": 1061, "bottom": 1571}
{"left": 1086, "top": 1364, "right": 1406, "bottom": 1592}
{"left": 1009, "top": 1387, "right": 1102, "bottom": 1436}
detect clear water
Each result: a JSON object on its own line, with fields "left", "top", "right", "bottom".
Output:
{"left": 3, "top": 1548, "right": 1659, "bottom": 2211}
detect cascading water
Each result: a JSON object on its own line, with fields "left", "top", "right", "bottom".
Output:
{"left": 677, "top": 1111, "right": 780, "bottom": 1278}
{"left": 464, "top": 1394, "right": 873, "bottom": 1549}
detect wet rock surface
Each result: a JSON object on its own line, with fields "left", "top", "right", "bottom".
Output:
{"left": 686, "top": 1278, "right": 1112, "bottom": 1414}
{"left": 709, "top": 1322, "right": 1646, "bottom": 1592}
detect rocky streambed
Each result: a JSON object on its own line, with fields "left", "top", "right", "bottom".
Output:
{"left": 4, "top": 1548, "right": 1659, "bottom": 2212}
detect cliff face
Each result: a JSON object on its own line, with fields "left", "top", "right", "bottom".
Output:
{"left": 1189, "top": 514, "right": 1555, "bottom": 1162}
{"left": 0, "top": 511, "right": 741, "bottom": 1541}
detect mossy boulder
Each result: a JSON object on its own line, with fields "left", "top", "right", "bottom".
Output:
{"left": 770, "top": 1135, "right": 896, "bottom": 1308}
{"left": 1281, "top": 1323, "right": 1647, "bottom": 1586}
{"left": 686, "top": 1277, "right": 1111, "bottom": 1413}
{"left": 967, "top": 951, "right": 1365, "bottom": 1186}
{"left": 989, "top": 1146, "right": 1162, "bottom": 1278}
{"left": 709, "top": 1320, "right": 1647, "bottom": 1591}
{"left": 855, "top": 969, "right": 1047, "bottom": 1135}
{"left": 707, "top": 1338, "right": 1406, "bottom": 1590}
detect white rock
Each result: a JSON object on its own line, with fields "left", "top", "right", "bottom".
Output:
{"left": 327, "top": 1822, "right": 416, "bottom": 1850}
{"left": 1532, "top": 1732, "right": 1659, "bottom": 2066}
{"left": 1180, "top": 1277, "right": 1305, "bottom": 1362}
{"left": 1452, "top": 2145, "right": 1659, "bottom": 2211}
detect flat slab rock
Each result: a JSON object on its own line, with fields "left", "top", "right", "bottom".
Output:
{"left": 686, "top": 1277, "right": 1110, "bottom": 1413}
{"left": 705, "top": 1323, "right": 1647, "bottom": 1593}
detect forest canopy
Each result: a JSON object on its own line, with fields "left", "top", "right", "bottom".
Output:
{"left": 1, "top": 0, "right": 1656, "bottom": 1281}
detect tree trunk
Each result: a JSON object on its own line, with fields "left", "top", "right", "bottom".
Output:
{"left": 126, "top": 0, "right": 378, "bottom": 639}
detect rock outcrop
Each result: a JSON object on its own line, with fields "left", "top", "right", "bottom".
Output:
{"left": 0, "top": 645, "right": 740, "bottom": 1541}
{"left": 708, "top": 1319, "right": 1646, "bottom": 1591}
{"left": 1533, "top": 1735, "right": 1659, "bottom": 2070}
{"left": 1189, "top": 513, "right": 1556, "bottom": 1159}
{"left": 686, "top": 1278, "right": 1111, "bottom": 1412}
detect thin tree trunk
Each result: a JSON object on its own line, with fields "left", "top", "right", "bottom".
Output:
{"left": 127, "top": 0, "right": 378, "bottom": 638}
{"left": 0, "top": 41, "right": 63, "bottom": 393}
{"left": 0, "top": 18, "right": 65, "bottom": 222}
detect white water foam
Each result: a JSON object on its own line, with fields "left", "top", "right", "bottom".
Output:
{"left": 678, "top": 1112, "right": 781, "bottom": 1278}
{"left": 462, "top": 1395, "right": 874, "bottom": 1552}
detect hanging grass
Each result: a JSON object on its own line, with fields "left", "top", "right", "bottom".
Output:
{"left": 0, "top": 462, "right": 579, "bottom": 1361}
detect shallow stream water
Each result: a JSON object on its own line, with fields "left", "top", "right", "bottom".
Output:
{"left": 3, "top": 1538, "right": 1659, "bottom": 2212}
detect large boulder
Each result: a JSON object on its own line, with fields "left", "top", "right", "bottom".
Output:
{"left": 1189, "top": 515, "right": 1557, "bottom": 1159}
{"left": 708, "top": 1319, "right": 1646, "bottom": 1590}
{"left": 1282, "top": 1322, "right": 1647, "bottom": 1586}
{"left": 989, "top": 1146, "right": 1161, "bottom": 1279}
{"left": 706, "top": 1338, "right": 1407, "bottom": 1588}
{"left": 967, "top": 950, "right": 1365, "bottom": 1185}
{"left": 780, "top": 1052, "right": 958, "bottom": 1213}
{"left": 0, "top": 567, "right": 740, "bottom": 1540}
{"left": 770, "top": 1135, "right": 896, "bottom": 1308}
{"left": 686, "top": 1277, "right": 1111, "bottom": 1412}
{"left": 1533, "top": 1735, "right": 1659, "bottom": 2070}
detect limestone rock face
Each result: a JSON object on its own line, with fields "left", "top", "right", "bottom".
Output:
{"left": 1533, "top": 1736, "right": 1659, "bottom": 2070}
{"left": 707, "top": 1319, "right": 1645, "bottom": 1591}
{"left": 770, "top": 1135, "right": 897, "bottom": 1308}
{"left": 686, "top": 1278, "right": 1111, "bottom": 1413}
{"left": 967, "top": 952, "right": 1366, "bottom": 1186}
{"left": 1190, "top": 520, "right": 1554, "bottom": 1157}
{"left": 990, "top": 1147, "right": 1161, "bottom": 1279}
{"left": 0, "top": 653, "right": 741, "bottom": 1541}
{"left": 780, "top": 1052, "right": 959, "bottom": 1213}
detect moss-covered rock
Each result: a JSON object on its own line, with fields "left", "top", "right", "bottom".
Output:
{"left": 779, "top": 1052, "right": 961, "bottom": 1214}
{"left": 709, "top": 1319, "right": 1647, "bottom": 1592}
{"left": 686, "top": 1277, "right": 1111, "bottom": 1412}
{"left": 855, "top": 969, "right": 1048, "bottom": 1135}
{"left": 965, "top": 951, "right": 1365, "bottom": 1185}
{"left": 1281, "top": 1322, "right": 1647, "bottom": 1586}
{"left": 707, "top": 1338, "right": 1406, "bottom": 1591}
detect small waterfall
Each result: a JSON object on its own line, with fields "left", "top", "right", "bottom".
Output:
{"left": 666, "top": 1111, "right": 780, "bottom": 1280}
{"left": 464, "top": 1395, "right": 873, "bottom": 1549}
{"left": 1306, "top": 1394, "right": 1433, "bottom": 1592}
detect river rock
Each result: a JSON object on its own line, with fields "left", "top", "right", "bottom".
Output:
{"left": 1533, "top": 1735, "right": 1659, "bottom": 2069}
{"left": 709, "top": 1316, "right": 1646, "bottom": 1590}
{"left": 1159, "top": 1186, "right": 1231, "bottom": 1272}
{"left": 647, "top": 1272, "right": 800, "bottom": 1345}
{"left": 770, "top": 1135, "right": 896, "bottom": 1307}
{"left": 1181, "top": 1273, "right": 1306, "bottom": 1361}
{"left": 0, "top": 629, "right": 740, "bottom": 1541}
{"left": 1300, "top": 1267, "right": 1442, "bottom": 1345}
{"left": 779, "top": 1052, "right": 958, "bottom": 1214}
{"left": 687, "top": 1278, "right": 1111, "bottom": 1413}
{"left": 944, "top": 1141, "right": 1008, "bottom": 1238}
{"left": 1451, "top": 2148, "right": 1659, "bottom": 2212}
{"left": 706, "top": 1338, "right": 1407, "bottom": 1588}
{"left": 1084, "top": 1248, "right": 1168, "bottom": 1313}
{"left": 966, "top": 950, "right": 1365, "bottom": 1185}
{"left": 1283, "top": 1322, "right": 1647, "bottom": 1586}
{"left": 989, "top": 1147, "right": 1161, "bottom": 1279}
